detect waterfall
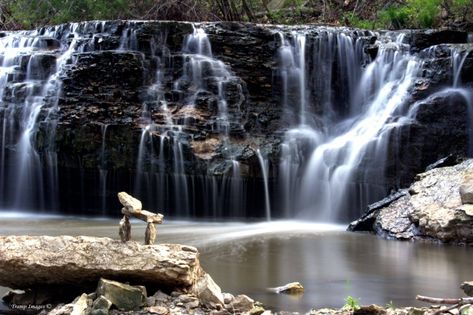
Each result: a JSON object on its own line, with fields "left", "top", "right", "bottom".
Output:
{"left": 99, "top": 124, "right": 109, "bottom": 214}
{"left": 131, "top": 24, "right": 245, "bottom": 217}
{"left": 257, "top": 149, "right": 271, "bottom": 221}
{"left": 1, "top": 21, "right": 471, "bottom": 220}
{"left": 0, "top": 24, "right": 80, "bottom": 210}
{"left": 277, "top": 29, "right": 423, "bottom": 221}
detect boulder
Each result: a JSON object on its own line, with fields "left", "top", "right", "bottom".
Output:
{"left": 461, "top": 281, "right": 473, "bottom": 296}
{"left": 192, "top": 274, "right": 224, "bottom": 306}
{"left": 96, "top": 278, "right": 146, "bottom": 311}
{"left": 0, "top": 235, "right": 203, "bottom": 291}
{"left": 270, "top": 282, "right": 304, "bottom": 294}
{"left": 354, "top": 305, "right": 387, "bottom": 315}
{"left": 229, "top": 294, "right": 254, "bottom": 312}
{"left": 90, "top": 295, "right": 112, "bottom": 315}
{"left": 349, "top": 159, "right": 473, "bottom": 244}
{"left": 406, "top": 29, "right": 468, "bottom": 52}
{"left": 71, "top": 293, "right": 89, "bottom": 315}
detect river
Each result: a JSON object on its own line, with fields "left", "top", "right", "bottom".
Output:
{"left": 0, "top": 212, "right": 471, "bottom": 313}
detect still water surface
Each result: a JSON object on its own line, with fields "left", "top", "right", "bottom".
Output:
{"left": 0, "top": 213, "right": 472, "bottom": 313}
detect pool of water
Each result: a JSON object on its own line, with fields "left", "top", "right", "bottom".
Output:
{"left": 0, "top": 212, "right": 472, "bottom": 313}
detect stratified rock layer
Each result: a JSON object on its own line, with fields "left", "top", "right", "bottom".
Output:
{"left": 0, "top": 235, "right": 203, "bottom": 290}
{"left": 349, "top": 159, "right": 473, "bottom": 244}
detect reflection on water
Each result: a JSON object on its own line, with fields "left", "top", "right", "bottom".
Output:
{"left": 0, "top": 213, "right": 471, "bottom": 313}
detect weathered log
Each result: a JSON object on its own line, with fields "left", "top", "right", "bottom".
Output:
{"left": 119, "top": 215, "right": 131, "bottom": 242}
{"left": 121, "top": 207, "right": 163, "bottom": 224}
{"left": 416, "top": 295, "right": 461, "bottom": 304}
{"left": 0, "top": 235, "right": 203, "bottom": 290}
{"left": 145, "top": 223, "right": 157, "bottom": 245}
{"left": 117, "top": 192, "right": 142, "bottom": 211}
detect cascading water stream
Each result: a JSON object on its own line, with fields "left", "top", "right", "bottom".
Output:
{"left": 99, "top": 124, "right": 109, "bottom": 214}
{"left": 0, "top": 25, "right": 82, "bottom": 210}
{"left": 277, "top": 29, "right": 423, "bottom": 221}
{"left": 257, "top": 149, "right": 271, "bottom": 221}
{"left": 132, "top": 24, "right": 245, "bottom": 217}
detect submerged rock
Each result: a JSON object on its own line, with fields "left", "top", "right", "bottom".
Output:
{"left": 349, "top": 159, "right": 473, "bottom": 244}
{"left": 269, "top": 282, "right": 304, "bottom": 294}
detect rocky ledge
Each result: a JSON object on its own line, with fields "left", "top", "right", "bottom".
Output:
{"left": 349, "top": 158, "right": 473, "bottom": 245}
{"left": 0, "top": 235, "right": 260, "bottom": 314}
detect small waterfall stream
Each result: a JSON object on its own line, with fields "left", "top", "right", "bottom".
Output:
{"left": 256, "top": 149, "right": 271, "bottom": 221}
{"left": 0, "top": 25, "right": 81, "bottom": 210}
{"left": 277, "top": 30, "right": 426, "bottom": 221}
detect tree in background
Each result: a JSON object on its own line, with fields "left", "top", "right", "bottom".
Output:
{"left": 0, "top": 0, "right": 472, "bottom": 30}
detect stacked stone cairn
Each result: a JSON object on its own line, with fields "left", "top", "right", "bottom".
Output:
{"left": 117, "top": 192, "right": 164, "bottom": 245}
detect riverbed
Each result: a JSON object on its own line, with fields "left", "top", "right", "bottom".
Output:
{"left": 0, "top": 212, "right": 471, "bottom": 313}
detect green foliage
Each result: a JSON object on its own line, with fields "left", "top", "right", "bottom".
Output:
{"left": 344, "top": 13, "right": 377, "bottom": 29}
{"left": 343, "top": 296, "right": 361, "bottom": 311}
{"left": 1, "top": 0, "right": 472, "bottom": 30}
{"left": 386, "top": 301, "right": 396, "bottom": 310}
{"left": 405, "top": 0, "right": 441, "bottom": 28}
{"left": 451, "top": 0, "right": 473, "bottom": 21}
{"left": 378, "top": 5, "right": 410, "bottom": 29}
{"left": 7, "top": 0, "right": 129, "bottom": 28}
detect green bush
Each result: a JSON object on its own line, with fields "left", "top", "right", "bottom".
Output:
{"left": 378, "top": 5, "right": 410, "bottom": 29}
{"left": 344, "top": 13, "right": 376, "bottom": 29}
{"left": 405, "top": 0, "right": 441, "bottom": 28}
{"left": 7, "top": 0, "right": 129, "bottom": 28}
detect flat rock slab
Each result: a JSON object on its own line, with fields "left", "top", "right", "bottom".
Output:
{"left": 0, "top": 235, "right": 203, "bottom": 290}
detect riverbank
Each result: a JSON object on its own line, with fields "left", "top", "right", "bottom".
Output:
{"left": 0, "top": 217, "right": 471, "bottom": 313}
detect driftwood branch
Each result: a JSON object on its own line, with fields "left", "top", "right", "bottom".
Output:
{"left": 416, "top": 295, "right": 473, "bottom": 315}
{"left": 416, "top": 295, "right": 473, "bottom": 305}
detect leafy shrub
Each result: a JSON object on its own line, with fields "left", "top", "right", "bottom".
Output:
{"left": 405, "top": 0, "right": 441, "bottom": 28}
{"left": 378, "top": 5, "right": 410, "bottom": 29}
{"left": 344, "top": 13, "right": 376, "bottom": 29}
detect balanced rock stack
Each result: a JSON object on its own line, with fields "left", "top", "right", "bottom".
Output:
{"left": 117, "top": 192, "right": 164, "bottom": 245}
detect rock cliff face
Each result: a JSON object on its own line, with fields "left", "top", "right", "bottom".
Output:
{"left": 0, "top": 21, "right": 472, "bottom": 219}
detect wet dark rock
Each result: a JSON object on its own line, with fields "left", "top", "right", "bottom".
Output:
{"left": 461, "top": 281, "right": 473, "bottom": 297}
{"left": 425, "top": 154, "right": 461, "bottom": 171}
{"left": 406, "top": 29, "right": 468, "bottom": 52}
{"left": 348, "top": 190, "right": 409, "bottom": 232}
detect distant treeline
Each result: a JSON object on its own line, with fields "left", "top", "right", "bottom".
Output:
{"left": 0, "top": 0, "right": 471, "bottom": 30}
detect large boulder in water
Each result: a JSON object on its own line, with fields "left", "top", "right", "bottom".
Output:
{"left": 349, "top": 159, "right": 473, "bottom": 244}
{"left": 0, "top": 235, "right": 206, "bottom": 292}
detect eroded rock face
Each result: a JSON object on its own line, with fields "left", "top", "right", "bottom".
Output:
{"left": 0, "top": 235, "right": 203, "bottom": 291}
{"left": 349, "top": 159, "right": 473, "bottom": 244}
